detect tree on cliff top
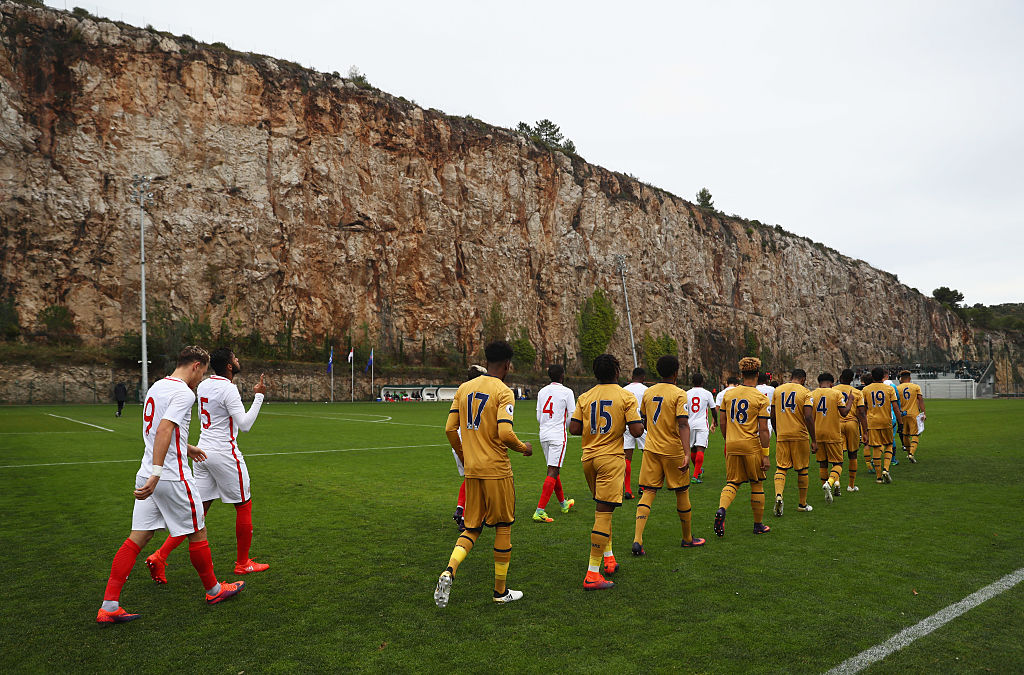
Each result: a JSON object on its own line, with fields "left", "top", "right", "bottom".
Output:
{"left": 578, "top": 289, "right": 618, "bottom": 369}
{"left": 932, "top": 287, "right": 964, "bottom": 309}
{"left": 696, "top": 187, "right": 715, "bottom": 210}
{"left": 516, "top": 119, "right": 577, "bottom": 155}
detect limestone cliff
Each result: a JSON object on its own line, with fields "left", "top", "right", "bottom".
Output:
{"left": 0, "top": 2, "right": 997, "bottom": 381}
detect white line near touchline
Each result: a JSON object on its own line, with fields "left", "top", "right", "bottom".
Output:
{"left": 0, "top": 443, "right": 449, "bottom": 469}
{"left": 826, "top": 567, "right": 1024, "bottom": 674}
{"left": 45, "top": 413, "right": 115, "bottom": 432}
{"left": 260, "top": 410, "right": 543, "bottom": 437}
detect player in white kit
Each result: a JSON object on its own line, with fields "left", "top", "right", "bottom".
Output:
{"left": 97, "top": 346, "right": 245, "bottom": 624}
{"left": 622, "top": 367, "right": 648, "bottom": 499}
{"left": 532, "top": 364, "right": 576, "bottom": 522}
{"left": 756, "top": 373, "right": 776, "bottom": 438}
{"left": 685, "top": 374, "right": 718, "bottom": 483}
{"left": 146, "top": 348, "right": 269, "bottom": 580}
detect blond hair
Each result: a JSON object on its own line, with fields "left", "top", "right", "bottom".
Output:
{"left": 177, "top": 345, "right": 210, "bottom": 367}
{"left": 738, "top": 356, "right": 761, "bottom": 375}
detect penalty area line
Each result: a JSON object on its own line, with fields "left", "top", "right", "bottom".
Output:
{"left": 45, "top": 413, "right": 114, "bottom": 432}
{"left": 825, "top": 566, "right": 1024, "bottom": 675}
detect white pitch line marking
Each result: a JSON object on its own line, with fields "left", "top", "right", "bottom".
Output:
{"left": 260, "top": 410, "right": 543, "bottom": 436}
{"left": 45, "top": 413, "right": 115, "bottom": 432}
{"left": 0, "top": 443, "right": 446, "bottom": 469}
{"left": 0, "top": 430, "right": 105, "bottom": 435}
{"left": 826, "top": 567, "right": 1024, "bottom": 674}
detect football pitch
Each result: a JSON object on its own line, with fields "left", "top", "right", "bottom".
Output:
{"left": 1, "top": 399, "right": 1022, "bottom": 673}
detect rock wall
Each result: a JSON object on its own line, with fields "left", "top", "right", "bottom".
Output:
{"left": 0, "top": 1, "right": 999, "bottom": 384}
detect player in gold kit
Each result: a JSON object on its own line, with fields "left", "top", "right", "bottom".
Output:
{"left": 896, "top": 370, "right": 926, "bottom": 463}
{"left": 714, "top": 357, "right": 772, "bottom": 537}
{"left": 861, "top": 367, "right": 904, "bottom": 485}
{"left": 770, "top": 369, "right": 814, "bottom": 516}
{"left": 834, "top": 369, "right": 868, "bottom": 492}
{"left": 630, "top": 355, "right": 705, "bottom": 556}
{"left": 569, "top": 354, "right": 644, "bottom": 591}
{"left": 807, "top": 373, "right": 853, "bottom": 505}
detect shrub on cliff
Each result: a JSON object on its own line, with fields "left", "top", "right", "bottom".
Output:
{"left": 643, "top": 333, "right": 678, "bottom": 375}
{"left": 578, "top": 289, "right": 618, "bottom": 368}
{"left": 511, "top": 328, "right": 537, "bottom": 370}
{"left": 347, "top": 66, "right": 372, "bottom": 90}
{"left": 37, "top": 304, "right": 79, "bottom": 345}
{"left": 0, "top": 298, "right": 19, "bottom": 341}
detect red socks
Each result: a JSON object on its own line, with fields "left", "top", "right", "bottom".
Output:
{"left": 625, "top": 460, "right": 632, "bottom": 493}
{"left": 457, "top": 481, "right": 466, "bottom": 509}
{"left": 693, "top": 450, "right": 704, "bottom": 477}
{"left": 235, "top": 501, "right": 253, "bottom": 565}
{"left": 103, "top": 538, "right": 141, "bottom": 601}
{"left": 553, "top": 476, "right": 565, "bottom": 502}
{"left": 188, "top": 539, "right": 218, "bottom": 591}
{"left": 538, "top": 476, "right": 556, "bottom": 510}
{"left": 156, "top": 534, "right": 186, "bottom": 561}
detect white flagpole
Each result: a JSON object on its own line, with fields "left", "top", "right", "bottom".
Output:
{"left": 330, "top": 348, "right": 334, "bottom": 403}
{"left": 350, "top": 349, "right": 354, "bottom": 402}
{"left": 371, "top": 348, "right": 374, "bottom": 402}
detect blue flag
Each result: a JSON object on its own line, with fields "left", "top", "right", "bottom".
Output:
{"left": 327, "top": 346, "right": 333, "bottom": 373}
{"left": 364, "top": 348, "right": 374, "bottom": 373}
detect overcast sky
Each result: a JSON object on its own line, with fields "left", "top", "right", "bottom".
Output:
{"left": 45, "top": 0, "right": 1024, "bottom": 305}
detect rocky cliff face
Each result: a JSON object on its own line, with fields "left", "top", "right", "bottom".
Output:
{"left": 0, "top": 2, "right": 994, "bottom": 380}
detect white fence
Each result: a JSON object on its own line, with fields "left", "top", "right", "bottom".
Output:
{"left": 918, "top": 379, "right": 976, "bottom": 399}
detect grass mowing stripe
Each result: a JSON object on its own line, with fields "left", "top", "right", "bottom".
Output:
{"left": 826, "top": 566, "right": 1024, "bottom": 674}
{"left": 45, "top": 413, "right": 115, "bottom": 432}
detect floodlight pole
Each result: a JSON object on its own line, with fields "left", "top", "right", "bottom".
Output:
{"left": 130, "top": 175, "right": 154, "bottom": 395}
{"left": 616, "top": 254, "right": 638, "bottom": 369}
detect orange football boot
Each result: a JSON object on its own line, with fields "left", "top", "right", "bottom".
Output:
{"left": 96, "top": 607, "right": 140, "bottom": 624}
{"left": 583, "top": 571, "right": 614, "bottom": 590}
{"left": 206, "top": 580, "right": 246, "bottom": 605}
{"left": 234, "top": 559, "right": 270, "bottom": 575}
{"left": 145, "top": 553, "right": 167, "bottom": 584}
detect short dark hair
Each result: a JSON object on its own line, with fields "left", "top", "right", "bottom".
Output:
{"left": 209, "top": 347, "right": 233, "bottom": 377}
{"left": 485, "top": 340, "right": 514, "bottom": 364}
{"left": 871, "top": 366, "right": 886, "bottom": 381}
{"left": 757, "top": 373, "right": 769, "bottom": 385}
{"left": 726, "top": 375, "right": 740, "bottom": 385}
{"left": 818, "top": 372, "right": 835, "bottom": 385}
{"left": 861, "top": 372, "right": 873, "bottom": 385}
{"left": 467, "top": 364, "right": 487, "bottom": 380}
{"left": 691, "top": 373, "right": 705, "bottom": 387}
{"left": 840, "top": 368, "right": 855, "bottom": 384}
{"left": 791, "top": 368, "right": 806, "bottom": 380}
{"left": 593, "top": 354, "right": 620, "bottom": 384}
{"left": 631, "top": 367, "right": 646, "bottom": 381}
{"left": 177, "top": 345, "right": 209, "bottom": 368}
{"left": 899, "top": 369, "right": 911, "bottom": 379}
{"left": 547, "top": 364, "right": 565, "bottom": 382}
{"left": 656, "top": 355, "right": 679, "bottom": 379}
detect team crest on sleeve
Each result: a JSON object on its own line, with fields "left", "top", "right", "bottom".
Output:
{"left": 506, "top": 404, "right": 514, "bottom": 417}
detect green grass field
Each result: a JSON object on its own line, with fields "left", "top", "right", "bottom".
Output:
{"left": 1, "top": 398, "right": 1022, "bottom": 673}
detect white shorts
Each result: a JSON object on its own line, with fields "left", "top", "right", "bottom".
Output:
{"left": 452, "top": 448, "right": 465, "bottom": 477}
{"left": 131, "top": 474, "right": 206, "bottom": 537}
{"left": 193, "top": 451, "right": 251, "bottom": 504}
{"left": 623, "top": 432, "right": 646, "bottom": 450}
{"left": 541, "top": 439, "right": 568, "bottom": 468}
{"left": 689, "top": 427, "right": 710, "bottom": 449}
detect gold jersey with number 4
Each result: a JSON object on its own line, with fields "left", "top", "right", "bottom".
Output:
{"left": 640, "top": 383, "right": 689, "bottom": 456}
{"left": 809, "top": 387, "right": 846, "bottom": 443}
{"left": 572, "top": 384, "right": 642, "bottom": 462}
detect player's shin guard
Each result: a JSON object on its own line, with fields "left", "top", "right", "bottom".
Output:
{"left": 590, "top": 512, "right": 612, "bottom": 571}
{"left": 797, "top": 469, "right": 809, "bottom": 505}
{"left": 828, "top": 463, "right": 842, "bottom": 486}
{"left": 819, "top": 463, "right": 829, "bottom": 484}
{"left": 750, "top": 482, "right": 765, "bottom": 522}
{"left": 677, "top": 488, "right": 692, "bottom": 542}
{"left": 883, "top": 449, "right": 893, "bottom": 472}
{"left": 104, "top": 538, "right": 142, "bottom": 602}
{"left": 848, "top": 457, "right": 858, "bottom": 488}
{"left": 693, "top": 449, "right": 705, "bottom": 478}
{"left": 633, "top": 490, "right": 656, "bottom": 545}
{"left": 774, "top": 468, "right": 787, "bottom": 499}
{"left": 537, "top": 475, "right": 556, "bottom": 510}
{"left": 155, "top": 534, "right": 186, "bottom": 561}
{"left": 235, "top": 501, "right": 253, "bottom": 565}
{"left": 457, "top": 481, "right": 466, "bottom": 509}
{"left": 493, "top": 526, "right": 511, "bottom": 595}
{"left": 909, "top": 437, "right": 918, "bottom": 457}
{"left": 447, "top": 529, "right": 479, "bottom": 575}
{"left": 188, "top": 540, "right": 218, "bottom": 592}
{"left": 719, "top": 482, "right": 739, "bottom": 509}
{"left": 553, "top": 475, "right": 565, "bottom": 503}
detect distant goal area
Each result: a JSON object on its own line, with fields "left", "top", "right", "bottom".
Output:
{"left": 852, "top": 360, "right": 996, "bottom": 399}
{"left": 379, "top": 384, "right": 531, "bottom": 402}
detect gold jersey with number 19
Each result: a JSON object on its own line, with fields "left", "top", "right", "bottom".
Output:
{"left": 862, "top": 382, "right": 898, "bottom": 429}
{"left": 572, "top": 384, "right": 642, "bottom": 462}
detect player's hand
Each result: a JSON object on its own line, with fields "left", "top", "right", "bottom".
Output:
{"left": 254, "top": 373, "right": 266, "bottom": 395}
{"left": 679, "top": 455, "right": 690, "bottom": 471}
{"left": 810, "top": 440, "right": 818, "bottom": 453}
{"left": 760, "top": 455, "right": 770, "bottom": 471}
{"left": 134, "top": 475, "right": 159, "bottom": 500}
{"left": 521, "top": 441, "right": 533, "bottom": 457}
{"left": 188, "top": 445, "right": 207, "bottom": 462}
{"left": 921, "top": 413, "right": 927, "bottom": 420}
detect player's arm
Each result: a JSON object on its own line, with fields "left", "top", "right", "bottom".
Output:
{"left": 677, "top": 413, "right": 691, "bottom": 469}
{"left": 803, "top": 403, "right": 816, "bottom": 452}
{"left": 224, "top": 375, "right": 266, "bottom": 433}
{"left": 838, "top": 393, "right": 852, "bottom": 418}
{"left": 720, "top": 406, "right": 728, "bottom": 441}
{"left": 187, "top": 444, "right": 207, "bottom": 462}
{"left": 497, "top": 393, "right": 532, "bottom": 456}
{"left": 625, "top": 393, "right": 644, "bottom": 438}
{"left": 769, "top": 396, "right": 778, "bottom": 434}
{"left": 757, "top": 417, "right": 770, "bottom": 469}
{"left": 444, "top": 404, "right": 463, "bottom": 462}
{"left": 135, "top": 419, "right": 177, "bottom": 500}
{"left": 917, "top": 393, "right": 926, "bottom": 418}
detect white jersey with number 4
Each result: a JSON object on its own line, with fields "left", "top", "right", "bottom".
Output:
{"left": 685, "top": 386, "right": 716, "bottom": 430}
{"left": 196, "top": 376, "right": 264, "bottom": 454}
{"left": 536, "top": 382, "right": 575, "bottom": 443}
{"left": 138, "top": 376, "right": 196, "bottom": 482}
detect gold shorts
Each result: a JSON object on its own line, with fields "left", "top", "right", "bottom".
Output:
{"left": 775, "top": 439, "right": 810, "bottom": 471}
{"left": 463, "top": 476, "right": 516, "bottom": 530}
{"left": 725, "top": 453, "right": 766, "bottom": 484}
{"left": 815, "top": 440, "right": 845, "bottom": 464}
{"left": 841, "top": 421, "right": 860, "bottom": 453}
{"left": 583, "top": 454, "right": 625, "bottom": 508}
{"left": 865, "top": 427, "right": 893, "bottom": 447}
{"left": 901, "top": 418, "right": 920, "bottom": 437}
{"left": 638, "top": 453, "right": 689, "bottom": 491}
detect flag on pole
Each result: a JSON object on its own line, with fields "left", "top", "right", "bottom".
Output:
{"left": 347, "top": 348, "right": 353, "bottom": 363}
{"left": 364, "top": 348, "right": 374, "bottom": 373}
{"left": 327, "top": 346, "right": 333, "bottom": 373}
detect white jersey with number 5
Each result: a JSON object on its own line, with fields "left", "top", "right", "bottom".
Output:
{"left": 685, "top": 386, "right": 716, "bottom": 430}
{"left": 196, "top": 376, "right": 265, "bottom": 454}
{"left": 536, "top": 382, "right": 576, "bottom": 443}
{"left": 138, "top": 377, "right": 196, "bottom": 482}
